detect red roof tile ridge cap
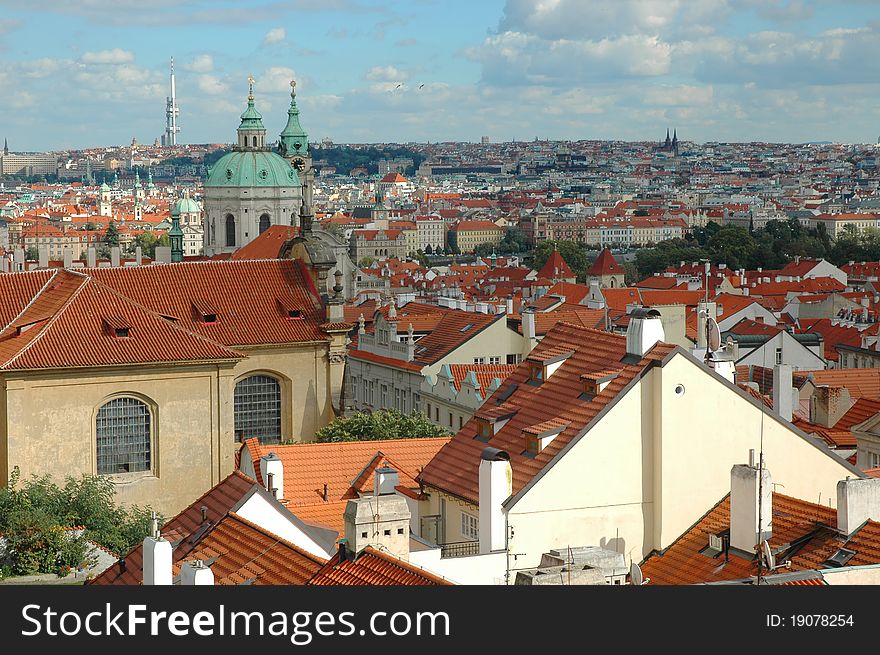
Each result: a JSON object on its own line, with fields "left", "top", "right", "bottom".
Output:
{"left": 85, "top": 277, "right": 248, "bottom": 359}
{"left": 0, "top": 271, "right": 91, "bottom": 369}
{"left": 0, "top": 268, "right": 61, "bottom": 335}
{"left": 225, "top": 511, "right": 329, "bottom": 565}
{"left": 359, "top": 546, "right": 452, "bottom": 584}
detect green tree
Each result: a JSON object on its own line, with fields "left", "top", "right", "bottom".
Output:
{"left": 25, "top": 246, "right": 39, "bottom": 261}
{"left": 0, "top": 468, "right": 156, "bottom": 577}
{"left": 314, "top": 410, "right": 451, "bottom": 443}
{"left": 358, "top": 256, "right": 375, "bottom": 268}
{"left": 498, "top": 227, "right": 527, "bottom": 254}
{"left": 103, "top": 220, "right": 120, "bottom": 248}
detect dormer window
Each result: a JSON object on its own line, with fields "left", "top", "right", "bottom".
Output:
{"left": 103, "top": 316, "right": 131, "bottom": 339}
{"left": 526, "top": 348, "right": 574, "bottom": 385}
{"left": 276, "top": 296, "right": 303, "bottom": 320}
{"left": 580, "top": 370, "right": 621, "bottom": 400}
{"left": 522, "top": 420, "right": 569, "bottom": 457}
{"left": 193, "top": 298, "right": 218, "bottom": 324}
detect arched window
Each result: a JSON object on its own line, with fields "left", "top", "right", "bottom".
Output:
{"left": 96, "top": 397, "right": 152, "bottom": 475}
{"left": 234, "top": 374, "right": 281, "bottom": 444}
{"left": 253, "top": 136, "right": 258, "bottom": 147}
{"left": 259, "top": 213, "right": 270, "bottom": 234}
{"left": 225, "top": 214, "right": 236, "bottom": 246}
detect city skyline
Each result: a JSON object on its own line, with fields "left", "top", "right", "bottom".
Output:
{"left": 1, "top": 0, "right": 880, "bottom": 150}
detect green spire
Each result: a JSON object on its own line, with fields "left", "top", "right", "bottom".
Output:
{"left": 147, "top": 168, "right": 155, "bottom": 188}
{"left": 238, "top": 75, "right": 266, "bottom": 131}
{"left": 279, "top": 79, "right": 309, "bottom": 157}
{"left": 169, "top": 201, "right": 184, "bottom": 263}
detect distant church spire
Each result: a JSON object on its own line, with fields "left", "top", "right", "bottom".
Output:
{"left": 3, "top": 137, "right": 7, "bottom": 156}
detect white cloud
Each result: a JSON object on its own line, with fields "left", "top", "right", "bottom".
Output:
{"left": 263, "top": 27, "right": 286, "bottom": 45}
{"left": 196, "top": 74, "right": 227, "bottom": 95}
{"left": 185, "top": 54, "right": 214, "bottom": 73}
{"left": 258, "top": 66, "right": 297, "bottom": 93}
{"left": 366, "top": 65, "right": 409, "bottom": 82}
{"left": 643, "top": 84, "right": 714, "bottom": 107}
{"left": 80, "top": 48, "right": 134, "bottom": 65}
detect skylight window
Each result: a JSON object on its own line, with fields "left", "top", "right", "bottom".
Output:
{"left": 825, "top": 548, "right": 856, "bottom": 568}
{"left": 460, "top": 323, "right": 475, "bottom": 332}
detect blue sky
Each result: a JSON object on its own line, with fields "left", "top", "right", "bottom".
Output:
{"left": 1, "top": 0, "right": 879, "bottom": 149}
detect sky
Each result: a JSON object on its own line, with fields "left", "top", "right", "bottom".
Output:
{"left": 1, "top": 0, "right": 880, "bottom": 150}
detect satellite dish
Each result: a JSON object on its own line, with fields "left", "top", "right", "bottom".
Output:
{"left": 630, "top": 562, "right": 643, "bottom": 586}
{"left": 762, "top": 541, "right": 775, "bottom": 570}
{"left": 707, "top": 317, "right": 721, "bottom": 352}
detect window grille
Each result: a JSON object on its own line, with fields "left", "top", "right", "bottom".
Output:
{"left": 234, "top": 375, "right": 282, "bottom": 444}
{"left": 96, "top": 397, "right": 151, "bottom": 475}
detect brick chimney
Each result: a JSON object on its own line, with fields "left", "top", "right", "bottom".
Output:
{"left": 810, "top": 385, "right": 854, "bottom": 428}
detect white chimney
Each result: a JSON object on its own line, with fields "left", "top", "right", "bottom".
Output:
{"left": 837, "top": 477, "right": 880, "bottom": 535}
{"left": 479, "top": 447, "right": 512, "bottom": 554}
{"left": 87, "top": 247, "right": 96, "bottom": 268}
{"left": 260, "top": 452, "right": 284, "bottom": 500}
{"left": 110, "top": 246, "right": 121, "bottom": 267}
{"left": 729, "top": 453, "right": 772, "bottom": 554}
{"left": 38, "top": 247, "right": 48, "bottom": 269}
{"left": 522, "top": 308, "right": 537, "bottom": 352}
{"left": 625, "top": 308, "right": 665, "bottom": 358}
{"left": 63, "top": 247, "right": 73, "bottom": 269}
{"left": 506, "top": 297, "right": 514, "bottom": 314}
{"left": 344, "top": 494, "right": 411, "bottom": 560}
{"left": 142, "top": 515, "right": 172, "bottom": 585}
{"left": 375, "top": 465, "right": 400, "bottom": 495}
{"left": 772, "top": 364, "right": 793, "bottom": 422}
{"left": 180, "top": 560, "right": 215, "bottom": 585}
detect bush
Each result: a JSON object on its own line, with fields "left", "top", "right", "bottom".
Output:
{"left": 315, "top": 410, "right": 451, "bottom": 443}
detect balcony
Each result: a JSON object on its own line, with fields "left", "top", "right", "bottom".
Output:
{"left": 440, "top": 540, "right": 480, "bottom": 559}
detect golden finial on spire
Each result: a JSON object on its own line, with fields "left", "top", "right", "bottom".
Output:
{"left": 247, "top": 74, "right": 255, "bottom": 99}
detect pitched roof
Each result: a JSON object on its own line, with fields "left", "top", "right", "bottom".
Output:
{"left": 804, "top": 368, "right": 880, "bottom": 399}
{"left": 239, "top": 437, "right": 451, "bottom": 509}
{"left": 307, "top": 546, "right": 451, "bottom": 586}
{"left": 0, "top": 270, "right": 244, "bottom": 371}
{"left": 537, "top": 250, "right": 575, "bottom": 280}
{"left": 445, "top": 364, "right": 518, "bottom": 391}
{"left": 230, "top": 225, "right": 298, "bottom": 261}
{"left": 587, "top": 248, "right": 624, "bottom": 276}
{"left": 89, "top": 471, "right": 260, "bottom": 585}
{"left": 88, "top": 259, "right": 327, "bottom": 347}
{"left": 795, "top": 319, "right": 861, "bottom": 362}
{"left": 419, "top": 322, "right": 676, "bottom": 504}
{"left": 641, "top": 492, "right": 880, "bottom": 585}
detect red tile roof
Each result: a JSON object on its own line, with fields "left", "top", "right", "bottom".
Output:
{"left": 538, "top": 250, "right": 575, "bottom": 280}
{"left": 419, "top": 322, "right": 676, "bottom": 504}
{"left": 641, "top": 492, "right": 880, "bottom": 585}
{"left": 445, "top": 364, "right": 518, "bottom": 392}
{"left": 805, "top": 368, "right": 880, "bottom": 399}
{"left": 587, "top": 248, "right": 624, "bottom": 276}
{"left": 88, "top": 259, "right": 327, "bottom": 347}
{"left": 308, "top": 547, "right": 451, "bottom": 586}
{"left": 240, "top": 436, "right": 450, "bottom": 509}
{"left": 795, "top": 319, "right": 861, "bottom": 362}
{"left": 89, "top": 471, "right": 261, "bottom": 585}
{"left": 0, "top": 270, "right": 244, "bottom": 371}
{"left": 230, "top": 225, "right": 299, "bottom": 261}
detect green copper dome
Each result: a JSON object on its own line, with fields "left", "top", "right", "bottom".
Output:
{"left": 173, "top": 195, "right": 200, "bottom": 214}
{"left": 205, "top": 150, "right": 301, "bottom": 188}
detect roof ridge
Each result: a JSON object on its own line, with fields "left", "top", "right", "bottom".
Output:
{"left": 0, "top": 268, "right": 61, "bottom": 335}
{"left": 1, "top": 271, "right": 91, "bottom": 370}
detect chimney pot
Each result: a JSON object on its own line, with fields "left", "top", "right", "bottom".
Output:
{"left": 730, "top": 458, "right": 772, "bottom": 553}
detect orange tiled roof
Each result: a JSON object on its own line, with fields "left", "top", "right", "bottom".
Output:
{"left": 804, "top": 368, "right": 880, "bottom": 399}
{"left": 231, "top": 225, "right": 299, "bottom": 261}
{"left": 419, "top": 322, "right": 676, "bottom": 504}
{"left": 641, "top": 492, "right": 880, "bottom": 585}
{"left": 587, "top": 248, "right": 624, "bottom": 275}
{"left": 445, "top": 364, "right": 517, "bottom": 392}
{"left": 0, "top": 269, "right": 244, "bottom": 371}
{"left": 239, "top": 436, "right": 451, "bottom": 508}
{"left": 90, "top": 471, "right": 261, "bottom": 585}
{"left": 537, "top": 250, "right": 575, "bottom": 280}
{"left": 88, "top": 259, "right": 327, "bottom": 347}
{"left": 308, "top": 547, "right": 451, "bottom": 586}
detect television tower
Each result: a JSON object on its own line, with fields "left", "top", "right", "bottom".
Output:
{"left": 163, "top": 57, "right": 180, "bottom": 146}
